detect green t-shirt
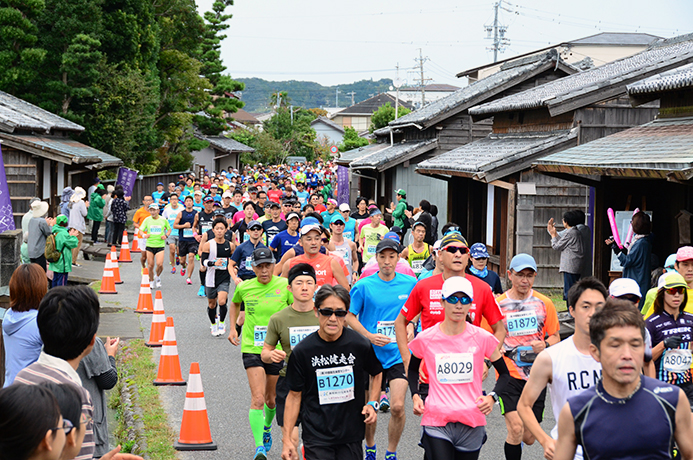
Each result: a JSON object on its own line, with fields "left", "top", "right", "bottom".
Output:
{"left": 141, "top": 216, "right": 171, "bottom": 248}
{"left": 361, "top": 225, "right": 388, "bottom": 262}
{"left": 265, "top": 306, "right": 320, "bottom": 376}
{"left": 231, "top": 276, "right": 293, "bottom": 354}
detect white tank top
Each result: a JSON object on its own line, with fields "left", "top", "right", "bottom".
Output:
{"left": 545, "top": 335, "right": 602, "bottom": 460}
{"left": 330, "top": 240, "right": 352, "bottom": 284}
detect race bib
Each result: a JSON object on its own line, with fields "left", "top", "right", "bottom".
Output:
{"left": 201, "top": 222, "right": 212, "bottom": 233}
{"left": 412, "top": 259, "right": 424, "bottom": 274}
{"left": 376, "top": 321, "right": 396, "bottom": 342}
{"left": 316, "top": 366, "right": 355, "bottom": 405}
{"left": 215, "top": 258, "right": 228, "bottom": 269}
{"left": 289, "top": 326, "right": 319, "bottom": 348}
{"left": 243, "top": 233, "right": 250, "bottom": 242}
{"left": 254, "top": 326, "right": 267, "bottom": 347}
{"left": 149, "top": 226, "right": 162, "bottom": 236}
{"left": 436, "top": 353, "right": 473, "bottom": 384}
{"left": 183, "top": 229, "right": 194, "bottom": 238}
{"left": 343, "top": 231, "right": 353, "bottom": 241}
{"left": 506, "top": 311, "right": 539, "bottom": 337}
{"left": 245, "top": 256, "right": 252, "bottom": 270}
{"left": 367, "top": 245, "right": 376, "bottom": 255}
{"left": 663, "top": 348, "right": 692, "bottom": 373}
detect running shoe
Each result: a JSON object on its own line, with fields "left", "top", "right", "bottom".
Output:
{"left": 155, "top": 276, "right": 162, "bottom": 288}
{"left": 186, "top": 277, "right": 192, "bottom": 285}
{"left": 218, "top": 320, "right": 226, "bottom": 337}
{"left": 210, "top": 322, "right": 218, "bottom": 336}
{"left": 366, "top": 445, "right": 376, "bottom": 460}
{"left": 263, "top": 426, "right": 272, "bottom": 452}
{"left": 380, "top": 394, "right": 390, "bottom": 413}
{"left": 181, "top": 268, "right": 186, "bottom": 277}
{"left": 195, "top": 254, "right": 200, "bottom": 261}
{"left": 171, "top": 267, "right": 176, "bottom": 274}
{"left": 176, "top": 256, "right": 180, "bottom": 266}
{"left": 150, "top": 281, "right": 155, "bottom": 291}
{"left": 197, "top": 286, "right": 205, "bottom": 297}
{"left": 385, "top": 452, "right": 397, "bottom": 460}
{"left": 253, "top": 446, "right": 267, "bottom": 460}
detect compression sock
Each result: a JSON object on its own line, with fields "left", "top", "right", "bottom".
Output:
{"left": 219, "top": 302, "right": 228, "bottom": 322}
{"left": 199, "top": 269, "right": 205, "bottom": 285}
{"left": 207, "top": 306, "right": 217, "bottom": 324}
{"left": 249, "top": 409, "right": 265, "bottom": 447}
{"left": 236, "top": 323, "right": 242, "bottom": 335}
{"left": 504, "top": 442, "right": 522, "bottom": 460}
{"left": 264, "top": 403, "right": 276, "bottom": 427}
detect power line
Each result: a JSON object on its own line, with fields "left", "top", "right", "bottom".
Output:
{"left": 484, "top": 1, "right": 511, "bottom": 62}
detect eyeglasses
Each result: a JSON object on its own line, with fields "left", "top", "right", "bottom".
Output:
{"left": 318, "top": 308, "right": 348, "bottom": 317}
{"left": 617, "top": 294, "right": 641, "bottom": 304}
{"left": 666, "top": 286, "right": 686, "bottom": 295}
{"left": 442, "top": 246, "right": 469, "bottom": 255}
{"left": 443, "top": 295, "right": 472, "bottom": 305}
{"left": 511, "top": 271, "right": 536, "bottom": 280}
{"left": 52, "top": 419, "right": 75, "bottom": 435}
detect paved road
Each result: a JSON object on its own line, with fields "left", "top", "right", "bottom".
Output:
{"left": 109, "top": 258, "right": 554, "bottom": 459}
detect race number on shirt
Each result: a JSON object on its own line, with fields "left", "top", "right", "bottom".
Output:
{"left": 316, "top": 366, "right": 355, "bottom": 405}
{"left": 149, "top": 226, "right": 162, "bottom": 235}
{"left": 412, "top": 260, "right": 424, "bottom": 274}
{"left": 183, "top": 229, "right": 194, "bottom": 238}
{"left": 376, "top": 321, "right": 396, "bottom": 342}
{"left": 506, "top": 311, "right": 539, "bottom": 337}
{"left": 289, "top": 326, "right": 320, "bottom": 348}
{"left": 245, "top": 256, "right": 253, "bottom": 270}
{"left": 663, "top": 348, "right": 693, "bottom": 373}
{"left": 367, "top": 245, "right": 376, "bottom": 255}
{"left": 436, "top": 353, "right": 474, "bottom": 384}
{"left": 254, "top": 326, "right": 268, "bottom": 347}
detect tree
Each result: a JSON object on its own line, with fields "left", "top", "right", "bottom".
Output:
{"left": 338, "top": 126, "right": 369, "bottom": 152}
{"left": 308, "top": 107, "right": 328, "bottom": 117}
{"left": 0, "top": 0, "right": 47, "bottom": 94}
{"left": 369, "top": 102, "right": 411, "bottom": 132}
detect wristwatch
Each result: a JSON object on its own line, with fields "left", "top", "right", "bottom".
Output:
{"left": 366, "top": 401, "right": 380, "bottom": 411}
{"left": 488, "top": 391, "right": 499, "bottom": 403}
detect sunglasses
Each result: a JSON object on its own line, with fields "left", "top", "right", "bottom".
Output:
{"left": 318, "top": 308, "right": 348, "bottom": 317}
{"left": 321, "top": 238, "right": 330, "bottom": 243}
{"left": 52, "top": 419, "right": 75, "bottom": 435}
{"left": 443, "top": 295, "right": 472, "bottom": 305}
{"left": 666, "top": 286, "right": 686, "bottom": 295}
{"left": 442, "top": 246, "right": 469, "bottom": 255}
{"left": 617, "top": 294, "right": 641, "bottom": 304}
{"left": 332, "top": 221, "right": 345, "bottom": 226}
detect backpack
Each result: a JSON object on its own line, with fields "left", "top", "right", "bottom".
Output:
{"left": 45, "top": 234, "right": 62, "bottom": 263}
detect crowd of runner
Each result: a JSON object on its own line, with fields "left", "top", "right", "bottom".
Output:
{"left": 3, "top": 160, "right": 693, "bottom": 460}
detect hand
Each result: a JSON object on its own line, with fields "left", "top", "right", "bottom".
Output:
{"left": 281, "top": 441, "right": 298, "bottom": 460}
{"left": 406, "top": 323, "right": 415, "bottom": 342}
{"left": 412, "top": 394, "right": 425, "bottom": 416}
{"left": 104, "top": 337, "right": 120, "bottom": 357}
{"left": 531, "top": 339, "right": 546, "bottom": 354}
{"left": 404, "top": 210, "right": 412, "bottom": 218}
{"left": 234, "top": 278, "right": 244, "bottom": 286}
{"left": 362, "top": 404, "right": 378, "bottom": 424}
{"left": 215, "top": 259, "right": 224, "bottom": 266}
{"left": 664, "top": 334, "right": 683, "bottom": 349}
{"left": 228, "top": 329, "right": 240, "bottom": 346}
{"left": 194, "top": 234, "right": 201, "bottom": 242}
{"left": 476, "top": 395, "right": 494, "bottom": 415}
{"left": 604, "top": 237, "right": 615, "bottom": 246}
{"left": 270, "top": 349, "right": 287, "bottom": 363}
{"left": 85, "top": 201, "right": 90, "bottom": 208}
{"left": 46, "top": 217, "right": 56, "bottom": 226}
{"left": 160, "top": 234, "right": 166, "bottom": 240}
{"left": 125, "top": 196, "right": 132, "bottom": 201}
{"left": 69, "top": 229, "right": 80, "bottom": 237}
{"left": 368, "top": 333, "right": 392, "bottom": 347}
{"left": 541, "top": 437, "right": 557, "bottom": 460}
{"left": 101, "top": 445, "right": 144, "bottom": 460}
{"left": 547, "top": 218, "right": 557, "bottom": 237}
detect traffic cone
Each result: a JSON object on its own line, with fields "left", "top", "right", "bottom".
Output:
{"left": 119, "top": 231, "right": 133, "bottom": 262}
{"left": 153, "top": 317, "right": 186, "bottom": 386}
{"left": 110, "top": 246, "right": 123, "bottom": 284}
{"left": 146, "top": 291, "right": 166, "bottom": 347}
{"left": 130, "top": 231, "right": 141, "bottom": 253}
{"left": 134, "top": 268, "right": 154, "bottom": 314}
{"left": 98, "top": 256, "right": 117, "bottom": 294}
{"left": 173, "top": 362, "right": 217, "bottom": 451}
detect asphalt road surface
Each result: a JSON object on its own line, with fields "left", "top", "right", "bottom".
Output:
{"left": 113, "top": 258, "right": 554, "bottom": 460}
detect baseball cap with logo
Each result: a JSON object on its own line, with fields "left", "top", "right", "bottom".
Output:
{"left": 148, "top": 203, "right": 159, "bottom": 209}
{"left": 330, "top": 214, "right": 345, "bottom": 225}
{"left": 300, "top": 217, "right": 322, "bottom": 236}
{"left": 665, "top": 253, "right": 677, "bottom": 270}
{"left": 375, "top": 238, "right": 401, "bottom": 254}
{"left": 252, "top": 247, "right": 275, "bottom": 266}
{"left": 441, "top": 276, "right": 474, "bottom": 300}
{"left": 660, "top": 272, "right": 687, "bottom": 291}
{"left": 248, "top": 220, "right": 263, "bottom": 230}
{"left": 203, "top": 196, "right": 214, "bottom": 203}
{"left": 396, "top": 189, "right": 406, "bottom": 197}
{"left": 384, "top": 232, "right": 401, "bottom": 243}
{"left": 440, "top": 232, "right": 468, "bottom": 248}
{"left": 286, "top": 212, "right": 300, "bottom": 221}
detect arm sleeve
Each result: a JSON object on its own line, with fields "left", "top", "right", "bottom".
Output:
{"left": 408, "top": 355, "right": 422, "bottom": 396}
{"left": 201, "top": 252, "right": 215, "bottom": 267}
{"left": 93, "top": 356, "right": 118, "bottom": 390}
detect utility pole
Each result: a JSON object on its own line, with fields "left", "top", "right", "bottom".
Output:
{"left": 347, "top": 91, "right": 356, "bottom": 106}
{"left": 414, "top": 49, "right": 432, "bottom": 107}
{"left": 485, "top": 0, "right": 510, "bottom": 62}
{"left": 335, "top": 88, "right": 341, "bottom": 107}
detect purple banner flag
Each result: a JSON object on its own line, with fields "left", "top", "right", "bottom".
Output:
{"left": 337, "top": 165, "right": 349, "bottom": 206}
{"left": 116, "top": 167, "right": 138, "bottom": 198}
{"left": 0, "top": 144, "right": 16, "bottom": 233}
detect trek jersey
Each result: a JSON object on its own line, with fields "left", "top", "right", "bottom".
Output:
{"left": 177, "top": 209, "right": 197, "bottom": 241}
{"left": 644, "top": 288, "right": 693, "bottom": 317}
{"left": 231, "top": 276, "right": 292, "bottom": 354}
{"left": 140, "top": 217, "right": 170, "bottom": 248}
{"left": 496, "top": 290, "right": 559, "bottom": 381}
{"left": 568, "top": 376, "right": 679, "bottom": 460}
{"left": 285, "top": 328, "right": 383, "bottom": 447}
{"left": 197, "top": 210, "right": 215, "bottom": 236}
{"left": 361, "top": 225, "right": 389, "bottom": 262}
{"left": 646, "top": 310, "right": 693, "bottom": 386}
{"left": 350, "top": 273, "right": 417, "bottom": 369}
{"left": 407, "top": 243, "right": 430, "bottom": 277}
{"left": 265, "top": 306, "right": 320, "bottom": 377}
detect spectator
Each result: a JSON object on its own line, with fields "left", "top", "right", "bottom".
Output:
{"left": 386, "top": 189, "right": 408, "bottom": 229}
{"left": 430, "top": 204, "right": 439, "bottom": 242}
{"left": 574, "top": 209, "right": 593, "bottom": 277}
{"left": 407, "top": 199, "right": 434, "bottom": 245}
{"left": 68, "top": 187, "right": 88, "bottom": 268}
{"left": 87, "top": 177, "right": 101, "bottom": 200}
{"left": 40, "top": 382, "right": 85, "bottom": 460}
{"left": 49, "top": 215, "right": 80, "bottom": 288}
{"left": 103, "top": 185, "right": 115, "bottom": 245}
{"left": 60, "top": 187, "right": 74, "bottom": 217}
{"left": 110, "top": 189, "right": 130, "bottom": 246}
{"left": 87, "top": 186, "right": 107, "bottom": 244}
{"left": 21, "top": 197, "right": 41, "bottom": 245}
{"left": 27, "top": 200, "right": 54, "bottom": 271}
{"left": 548, "top": 210, "right": 584, "bottom": 300}
{"left": 2, "top": 263, "right": 47, "bottom": 387}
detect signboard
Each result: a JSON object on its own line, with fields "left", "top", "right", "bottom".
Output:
{"left": 337, "top": 165, "right": 349, "bottom": 206}
{"left": 116, "top": 167, "right": 138, "bottom": 198}
{"left": 330, "top": 145, "right": 339, "bottom": 155}
{"left": 0, "top": 144, "right": 15, "bottom": 233}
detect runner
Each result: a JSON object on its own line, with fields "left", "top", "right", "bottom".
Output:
{"left": 195, "top": 196, "right": 216, "bottom": 296}
{"left": 281, "top": 284, "right": 384, "bottom": 460}
{"left": 173, "top": 195, "right": 198, "bottom": 286}
{"left": 400, "top": 221, "right": 430, "bottom": 278}
{"left": 360, "top": 209, "right": 389, "bottom": 264}
{"left": 408, "top": 276, "right": 509, "bottom": 460}
{"left": 517, "top": 277, "right": 608, "bottom": 460}
{"left": 554, "top": 300, "right": 693, "bottom": 460}
{"left": 133, "top": 195, "right": 153, "bottom": 271}
{"left": 347, "top": 238, "right": 417, "bottom": 460}
{"left": 230, "top": 220, "right": 267, "bottom": 336}
{"left": 328, "top": 214, "right": 359, "bottom": 285}
{"left": 262, "top": 264, "right": 320, "bottom": 454}
{"left": 338, "top": 203, "right": 357, "bottom": 242}
{"left": 232, "top": 201, "right": 261, "bottom": 243}
{"left": 270, "top": 212, "right": 300, "bottom": 262}
{"left": 228, "top": 248, "right": 293, "bottom": 460}
{"left": 162, "top": 193, "right": 182, "bottom": 274}
{"left": 263, "top": 202, "right": 287, "bottom": 247}
{"left": 140, "top": 203, "right": 171, "bottom": 289}
{"left": 200, "top": 216, "right": 233, "bottom": 337}
{"left": 494, "top": 253, "right": 560, "bottom": 460}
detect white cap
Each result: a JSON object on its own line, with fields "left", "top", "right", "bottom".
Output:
{"left": 339, "top": 203, "right": 350, "bottom": 212}
{"left": 441, "top": 276, "right": 474, "bottom": 300}
{"left": 222, "top": 191, "right": 233, "bottom": 198}
{"left": 609, "top": 278, "right": 642, "bottom": 298}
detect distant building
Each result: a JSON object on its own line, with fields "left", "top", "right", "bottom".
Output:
{"left": 331, "top": 93, "right": 415, "bottom": 132}
{"left": 192, "top": 133, "right": 254, "bottom": 173}
{"left": 229, "top": 108, "right": 261, "bottom": 129}
{"left": 388, "top": 83, "right": 460, "bottom": 109}
{"left": 310, "top": 117, "right": 344, "bottom": 146}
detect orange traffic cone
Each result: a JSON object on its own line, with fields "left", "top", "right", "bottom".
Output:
{"left": 110, "top": 246, "right": 123, "bottom": 284}
{"left": 134, "top": 268, "right": 154, "bottom": 314}
{"left": 153, "top": 317, "right": 186, "bottom": 386}
{"left": 146, "top": 291, "right": 166, "bottom": 347}
{"left": 173, "top": 362, "right": 217, "bottom": 451}
{"left": 130, "top": 229, "right": 142, "bottom": 253}
{"left": 98, "top": 256, "right": 117, "bottom": 294}
{"left": 119, "top": 231, "right": 133, "bottom": 262}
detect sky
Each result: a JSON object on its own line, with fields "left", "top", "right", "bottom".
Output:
{"left": 196, "top": 0, "right": 693, "bottom": 88}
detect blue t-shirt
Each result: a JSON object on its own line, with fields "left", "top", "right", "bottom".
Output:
{"left": 270, "top": 229, "right": 299, "bottom": 260}
{"left": 343, "top": 218, "right": 356, "bottom": 242}
{"left": 296, "top": 190, "right": 310, "bottom": 206}
{"left": 349, "top": 273, "right": 416, "bottom": 368}
{"left": 231, "top": 240, "right": 267, "bottom": 279}
{"left": 152, "top": 190, "right": 165, "bottom": 203}
{"left": 321, "top": 210, "right": 339, "bottom": 229}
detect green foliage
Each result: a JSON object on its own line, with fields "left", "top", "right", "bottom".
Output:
{"left": 369, "top": 102, "right": 411, "bottom": 133}
{"left": 0, "top": 0, "right": 47, "bottom": 94}
{"left": 338, "top": 126, "right": 369, "bottom": 152}
{"left": 263, "top": 106, "right": 317, "bottom": 162}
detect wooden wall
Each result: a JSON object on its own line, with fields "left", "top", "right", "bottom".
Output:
{"left": 576, "top": 97, "right": 659, "bottom": 144}
{"left": 3, "top": 146, "right": 38, "bottom": 228}
{"left": 436, "top": 113, "right": 492, "bottom": 152}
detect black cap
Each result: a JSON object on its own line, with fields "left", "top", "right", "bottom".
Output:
{"left": 269, "top": 201, "right": 280, "bottom": 209}
{"left": 252, "top": 247, "right": 275, "bottom": 266}
{"left": 375, "top": 238, "right": 401, "bottom": 254}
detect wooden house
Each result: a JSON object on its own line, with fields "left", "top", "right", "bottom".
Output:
{"left": 331, "top": 93, "right": 415, "bottom": 133}
{"left": 416, "top": 33, "right": 693, "bottom": 289}
{"left": 0, "top": 91, "right": 122, "bottom": 228}
{"left": 192, "top": 133, "right": 254, "bottom": 174}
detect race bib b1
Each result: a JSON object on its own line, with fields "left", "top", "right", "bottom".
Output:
{"left": 316, "top": 366, "right": 355, "bottom": 405}
{"left": 376, "top": 321, "right": 396, "bottom": 343}
{"left": 254, "top": 326, "right": 268, "bottom": 347}
{"left": 289, "top": 326, "right": 319, "bottom": 348}
{"left": 435, "top": 353, "right": 473, "bottom": 384}
{"left": 506, "top": 311, "right": 539, "bottom": 337}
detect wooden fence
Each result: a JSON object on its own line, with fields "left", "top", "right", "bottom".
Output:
{"left": 103, "top": 171, "right": 192, "bottom": 206}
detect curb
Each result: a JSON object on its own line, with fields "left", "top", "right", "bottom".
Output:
{"left": 117, "top": 344, "right": 150, "bottom": 459}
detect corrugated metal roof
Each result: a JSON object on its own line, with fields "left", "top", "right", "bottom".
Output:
{"left": 0, "top": 91, "right": 84, "bottom": 133}
{"left": 198, "top": 134, "right": 254, "bottom": 153}
{"left": 335, "top": 143, "right": 388, "bottom": 166}
{"left": 416, "top": 129, "right": 577, "bottom": 182}
{"left": 534, "top": 117, "right": 693, "bottom": 180}
{"left": 470, "top": 33, "right": 693, "bottom": 117}
{"left": 350, "top": 139, "right": 438, "bottom": 171}
{"left": 1, "top": 133, "right": 122, "bottom": 169}
{"left": 627, "top": 63, "right": 693, "bottom": 95}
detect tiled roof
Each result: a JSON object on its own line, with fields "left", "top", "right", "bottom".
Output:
{"left": 229, "top": 108, "right": 260, "bottom": 124}
{"left": 197, "top": 134, "right": 254, "bottom": 153}
{"left": 389, "top": 50, "right": 574, "bottom": 130}
{"left": 335, "top": 143, "right": 388, "bottom": 166}
{"left": 0, "top": 91, "right": 84, "bottom": 134}
{"left": 310, "top": 116, "right": 344, "bottom": 133}
{"left": 350, "top": 139, "right": 438, "bottom": 171}
{"left": 627, "top": 63, "right": 693, "bottom": 95}
{"left": 335, "top": 93, "right": 415, "bottom": 116}
{"left": 534, "top": 117, "right": 693, "bottom": 180}
{"left": 416, "top": 129, "right": 577, "bottom": 182}
{"left": 399, "top": 84, "right": 460, "bottom": 92}
{"left": 470, "top": 33, "right": 693, "bottom": 117}
{"left": 0, "top": 133, "right": 122, "bottom": 169}
{"left": 569, "top": 32, "right": 660, "bottom": 46}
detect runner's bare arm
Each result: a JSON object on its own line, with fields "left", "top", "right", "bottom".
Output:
{"left": 518, "top": 351, "right": 556, "bottom": 459}
{"left": 363, "top": 372, "right": 382, "bottom": 424}
{"left": 395, "top": 312, "right": 412, "bottom": 372}
{"left": 674, "top": 388, "right": 693, "bottom": 459}
{"left": 261, "top": 342, "right": 286, "bottom": 364}
{"left": 553, "top": 403, "right": 578, "bottom": 460}
{"left": 281, "top": 390, "right": 302, "bottom": 460}
{"left": 400, "top": 247, "right": 409, "bottom": 259}
{"left": 227, "top": 302, "right": 242, "bottom": 345}
{"left": 490, "top": 319, "right": 507, "bottom": 351}
{"left": 331, "top": 258, "right": 349, "bottom": 290}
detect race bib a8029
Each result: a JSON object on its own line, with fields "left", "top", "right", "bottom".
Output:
{"left": 663, "top": 348, "right": 692, "bottom": 373}
{"left": 436, "top": 353, "right": 473, "bottom": 384}
{"left": 506, "top": 311, "right": 538, "bottom": 337}
{"left": 376, "top": 321, "right": 396, "bottom": 342}
{"left": 254, "top": 326, "right": 268, "bottom": 347}
{"left": 289, "top": 326, "right": 319, "bottom": 348}
{"left": 316, "top": 366, "right": 354, "bottom": 405}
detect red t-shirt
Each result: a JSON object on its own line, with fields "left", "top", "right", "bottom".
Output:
{"left": 313, "top": 204, "right": 327, "bottom": 213}
{"left": 267, "top": 189, "right": 283, "bottom": 203}
{"left": 289, "top": 253, "right": 335, "bottom": 287}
